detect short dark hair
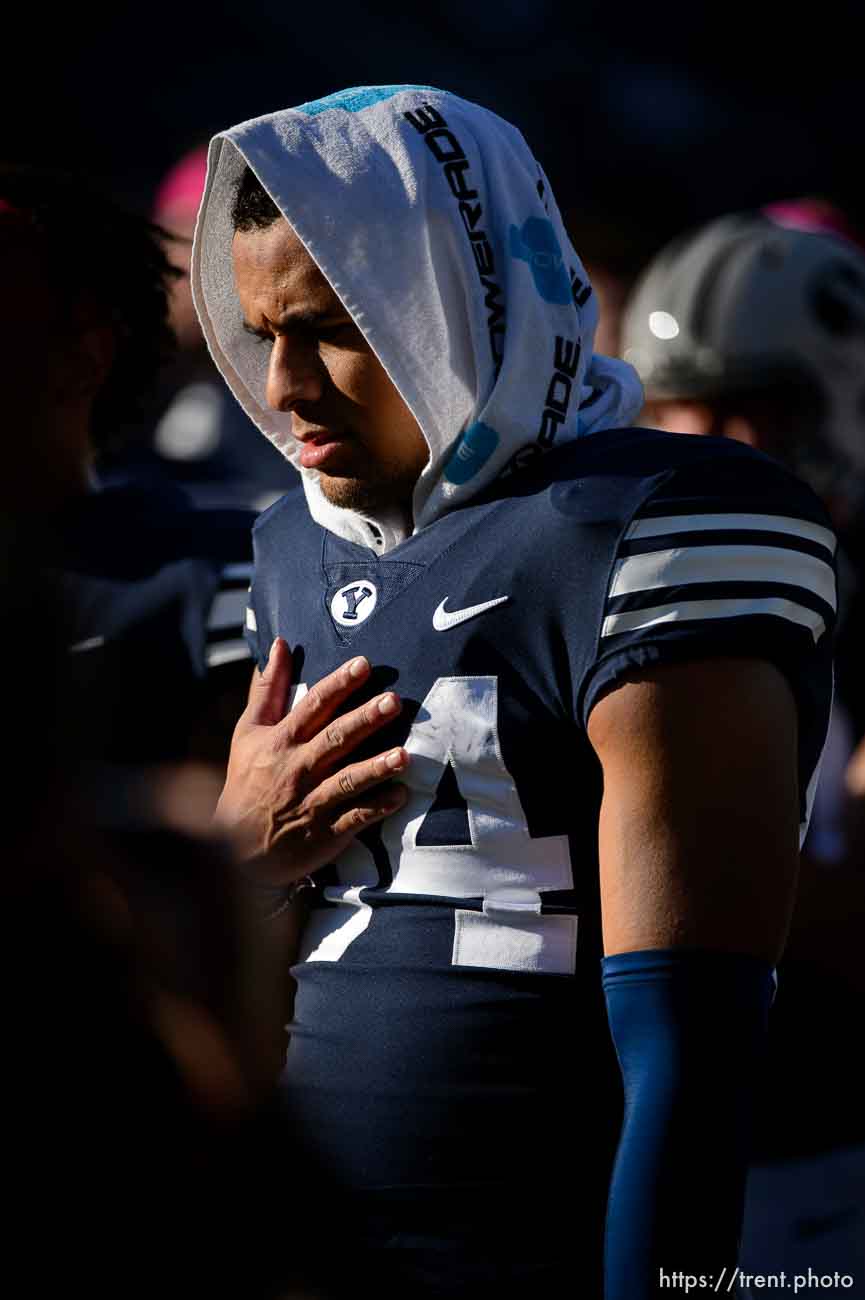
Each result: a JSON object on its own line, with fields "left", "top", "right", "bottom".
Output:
{"left": 231, "top": 166, "right": 282, "bottom": 233}
{"left": 0, "top": 165, "right": 180, "bottom": 454}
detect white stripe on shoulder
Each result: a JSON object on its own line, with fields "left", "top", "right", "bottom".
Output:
{"left": 609, "top": 544, "right": 836, "bottom": 611}
{"left": 206, "top": 639, "right": 253, "bottom": 668}
{"left": 601, "top": 596, "right": 827, "bottom": 643}
{"left": 246, "top": 606, "right": 257, "bottom": 631}
{"left": 68, "top": 635, "right": 106, "bottom": 654}
{"left": 625, "top": 512, "right": 836, "bottom": 554}
{"left": 221, "top": 563, "right": 254, "bottom": 581}
{"left": 208, "top": 588, "right": 248, "bottom": 630}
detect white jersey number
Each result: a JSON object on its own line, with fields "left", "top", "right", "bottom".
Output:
{"left": 298, "top": 676, "right": 577, "bottom": 973}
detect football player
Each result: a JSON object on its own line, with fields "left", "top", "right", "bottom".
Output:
{"left": 112, "top": 146, "right": 299, "bottom": 511}
{"left": 194, "top": 89, "right": 836, "bottom": 1298}
{"left": 0, "top": 167, "right": 257, "bottom": 764}
{"left": 621, "top": 213, "right": 865, "bottom": 1294}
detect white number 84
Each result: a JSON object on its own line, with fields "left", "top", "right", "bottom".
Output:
{"left": 296, "top": 676, "right": 579, "bottom": 974}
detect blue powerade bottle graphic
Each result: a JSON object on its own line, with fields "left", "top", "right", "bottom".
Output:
{"left": 510, "top": 217, "right": 572, "bottom": 305}
{"left": 444, "top": 422, "right": 499, "bottom": 485}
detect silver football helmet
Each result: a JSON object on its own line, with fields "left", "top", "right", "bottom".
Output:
{"left": 621, "top": 213, "right": 865, "bottom": 476}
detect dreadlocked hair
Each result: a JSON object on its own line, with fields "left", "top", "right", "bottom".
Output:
{"left": 0, "top": 165, "right": 181, "bottom": 455}
{"left": 231, "top": 166, "right": 282, "bottom": 232}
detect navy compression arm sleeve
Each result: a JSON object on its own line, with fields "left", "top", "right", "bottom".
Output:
{"left": 602, "top": 949, "right": 774, "bottom": 1299}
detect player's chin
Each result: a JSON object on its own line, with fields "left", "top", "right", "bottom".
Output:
{"left": 318, "top": 472, "right": 375, "bottom": 510}
{"left": 318, "top": 468, "right": 407, "bottom": 513}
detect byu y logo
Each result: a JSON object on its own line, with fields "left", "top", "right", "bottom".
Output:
{"left": 331, "top": 581, "right": 378, "bottom": 627}
{"left": 509, "top": 217, "right": 572, "bottom": 305}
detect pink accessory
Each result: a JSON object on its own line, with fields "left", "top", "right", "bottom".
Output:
{"left": 763, "top": 198, "right": 865, "bottom": 252}
{"left": 153, "top": 146, "right": 209, "bottom": 222}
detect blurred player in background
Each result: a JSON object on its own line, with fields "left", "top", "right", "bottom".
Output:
{"left": 0, "top": 168, "right": 351, "bottom": 1298}
{"left": 621, "top": 212, "right": 865, "bottom": 1295}
{"left": 0, "top": 523, "right": 349, "bottom": 1300}
{"left": 0, "top": 166, "right": 257, "bottom": 765}
{"left": 620, "top": 211, "right": 865, "bottom": 859}
{"left": 104, "top": 145, "right": 297, "bottom": 511}
{"left": 193, "top": 87, "right": 836, "bottom": 1298}
{"left": 621, "top": 209, "right": 865, "bottom": 529}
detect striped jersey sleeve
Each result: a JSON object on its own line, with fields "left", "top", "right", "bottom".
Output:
{"left": 579, "top": 456, "right": 837, "bottom": 841}
{"left": 205, "top": 562, "right": 255, "bottom": 669}
{"left": 601, "top": 508, "right": 836, "bottom": 647}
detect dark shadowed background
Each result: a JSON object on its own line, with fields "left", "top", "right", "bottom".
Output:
{"left": 8, "top": 0, "right": 862, "bottom": 271}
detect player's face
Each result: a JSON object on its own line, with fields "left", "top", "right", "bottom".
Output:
{"left": 232, "top": 219, "right": 428, "bottom": 514}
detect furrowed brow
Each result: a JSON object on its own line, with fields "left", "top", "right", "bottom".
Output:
{"left": 243, "top": 308, "right": 344, "bottom": 340}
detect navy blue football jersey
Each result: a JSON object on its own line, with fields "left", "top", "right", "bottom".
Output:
{"left": 246, "top": 428, "right": 835, "bottom": 1288}
{"left": 54, "top": 480, "right": 255, "bottom": 762}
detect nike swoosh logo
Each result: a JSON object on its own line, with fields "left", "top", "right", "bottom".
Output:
{"left": 432, "top": 596, "right": 510, "bottom": 631}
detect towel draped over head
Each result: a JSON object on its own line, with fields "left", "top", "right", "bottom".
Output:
{"left": 192, "top": 85, "right": 643, "bottom": 551}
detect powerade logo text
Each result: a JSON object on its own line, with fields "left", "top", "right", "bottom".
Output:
{"left": 539, "top": 335, "right": 580, "bottom": 446}
{"left": 403, "top": 103, "right": 506, "bottom": 376}
{"left": 500, "top": 334, "right": 580, "bottom": 478}
{"left": 509, "top": 217, "right": 571, "bottom": 304}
